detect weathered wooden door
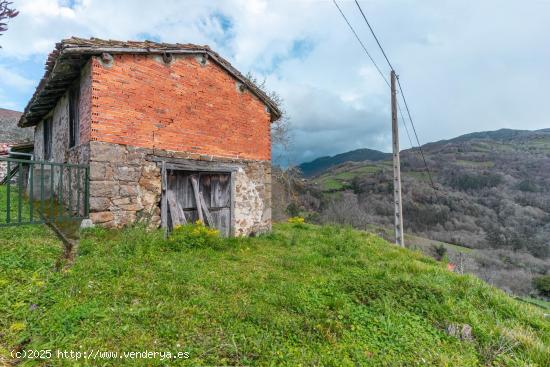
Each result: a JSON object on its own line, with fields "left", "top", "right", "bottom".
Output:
{"left": 166, "top": 170, "right": 231, "bottom": 236}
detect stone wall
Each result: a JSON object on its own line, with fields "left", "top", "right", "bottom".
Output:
{"left": 33, "top": 62, "right": 92, "bottom": 164}
{"left": 32, "top": 63, "right": 92, "bottom": 214}
{"left": 234, "top": 161, "right": 271, "bottom": 235}
{"left": 88, "top": 141, "right": 271, "bottom": 235}
{"left": 88, "top": 141, "right": 161, "bottom": 227}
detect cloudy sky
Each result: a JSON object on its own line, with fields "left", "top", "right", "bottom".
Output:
{"left": 1, "top": 0, "right": 549, "bottom": 165}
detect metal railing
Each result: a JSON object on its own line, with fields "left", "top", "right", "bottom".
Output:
{"left": 0, "top": 157, "right": 89, "bottom": 227}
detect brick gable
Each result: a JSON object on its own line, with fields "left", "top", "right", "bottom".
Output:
{"left": 89, "top": 54, "right": 271, "bottom": 161}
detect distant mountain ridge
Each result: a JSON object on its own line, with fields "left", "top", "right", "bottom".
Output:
{"left": 425, "top": 128, "right": 550, "bottom": 147}
{"left": 299, "top": 128, "right": 550, "bottom": 178}
{"left": 298, "top": 148, "right": 390, "bottom": 177}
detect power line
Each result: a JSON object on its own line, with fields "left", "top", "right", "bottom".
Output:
{"left": 331, "top": 0, "right": 390, "bottom": 88}
{"left": 353, "top": 0, "right": 436, "bottom": 190}
{"left": 397, "top": 101, "right": 415, "bottom": 150}
{"left": 396, "top": 78, "right": 436, "bottom": 189}
{"left": 398, "top": 101, "right": 426, "bottom": 167}
{"left": 354, "top": 0, "right": 394, "bottom": 71}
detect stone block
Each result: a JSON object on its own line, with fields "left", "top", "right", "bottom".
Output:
{"left": 90, "top": 181, "right": 116, "bottom": 197}
{"left": 90, "top": 211, "right": 114, "bottom": 223}
{"left": 112, "top": 197, "right": 131, "bottom": 205}
{"left": 90, "top": 196, "right": 111, "bottom": 211}
{"left": 114, "top": 165, "right": 141, "bottom": 181}
{"left": 139, "top": 177, "right": 161, "bottom": 192}
{"left": 127, "top": 146, "right": 151, "bottom": 164}
{"left": 89, "top": 161, "right": 111, "bottom": 181}
{"left": 115, "top": 210, "right": 137, "bottom": 227}
{"left": 140, "top": 191, "right": 158, "bottom": 208}
{"left": 141, "top": 163, "right": 160, "bottom": 179}
{"left": 80, "top": 219, "right": 95, "bottom": 229}
{"left": 119, "top": 184, "right": 139, "bottom": 198}
{"left": 91, "top": 142, "right": 126, "bottom": 162}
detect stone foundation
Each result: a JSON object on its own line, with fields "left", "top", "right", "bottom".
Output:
{"left": 88, "top": 141, "right": 271, "bottom": 235}
{"left": 88, "top": 142, "right": 161, "bottom": 228}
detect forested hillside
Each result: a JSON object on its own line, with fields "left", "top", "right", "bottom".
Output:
{"left": 298, "top": 148, "right": 390, "bottom": 177}
{"left": 276, "top": 128, "right": 550, "bottom": 297}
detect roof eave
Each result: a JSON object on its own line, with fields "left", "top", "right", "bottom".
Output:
{"left": 19, "top": 43, "right": 282, "bottom": 127}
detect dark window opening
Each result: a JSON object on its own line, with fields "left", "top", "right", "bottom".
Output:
{"left": 69, "top": 85, "right": 80, "bottom": 148}
{"left": 43, "top": 117, "right": 53, "bottom": 160}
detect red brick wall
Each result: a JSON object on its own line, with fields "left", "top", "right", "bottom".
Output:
{"left": 89, "top": 54, "right": 272, "bottom": 161}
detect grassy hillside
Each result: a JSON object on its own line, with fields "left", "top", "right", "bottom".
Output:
{"left": 287, "top": 128, "right": 550, "bottom": 296}
{"left": 298, "top": 148, "right": 390, "bottom": 177}
{"left": 1, "top": 222, "right": 548, "bottom": 366}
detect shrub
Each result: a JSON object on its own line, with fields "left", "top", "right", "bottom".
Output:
{"left": 432, "top": 244, "right": 448, "bottom": 261}
{"left": 166, "top": 221, "right": 221, "bottom": 250}
{"left": 533, "top": 275, "right": 550, "bottom": 297}
{"left": 286, "top": 202, "right": 301, "bottom": 217}
{"left": 447, "top": 171, "right": 503, "bottom": 191}
{"left": 287, "top": 216, "right": 307, "bottom": 229}
{"left": 517, "top": 179, "right": 538, "bottom": 193}
{"left": 287, "top": 216, "right": 305, "bottom": 224}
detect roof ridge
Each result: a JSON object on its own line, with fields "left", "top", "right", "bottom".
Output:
{"left": 19, "top": 37, "right": 281, "bottom": 127}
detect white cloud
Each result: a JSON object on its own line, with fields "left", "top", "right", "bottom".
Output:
{"left": 0, "top": 0, "right": 549, "bottom": 164}
{"left": 0, "top": 65, "right": 35, "bottom": 90}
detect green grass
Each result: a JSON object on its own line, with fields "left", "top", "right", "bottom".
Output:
{"left": 365, "top": 224, "right": 473, "bottom": 255}
{"left": 407, "top": 233, "right": 473, "bottom": 255}
{"left": 527, "top": 137, "right": 550, "bottom": 151}
{"left": 519, "top": 297, "right": 550, "bottom": 310}
{"left": 455, "top": 160, "right": 495, "bottom": 169}
{"left": 0, "top": 184, "right": 33, "bottom": 224}
{"left": 316, "top": 165, "right": 383, "bottom": 192}
{"left": 319, "top": 177, "right": 345, "bottom": 191}
{"left": 404, "top": 171, "right": 432, "bottom": 182}
{"left": 0, "top": 185, "right": 81, "bottom": 238}
{"left": 1, "top": 223, "right": 548, "bottom": 366}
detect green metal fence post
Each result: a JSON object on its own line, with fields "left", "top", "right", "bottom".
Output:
{"left": 84, "top": 166, "right": 89, "bottom": 217}
{"left": 1, "top": 158, "right": 89, "bottom": 226}
{"left": 59, "top": 166, "right": 63, "bottom": 222}
{"left": 40, "top": 163, "right": 44, "bottom": 219}
{"left": 68, "top": 166, "right": 72, "bottom": 217}
{"left": 76, "top": 167, "right": 81, "bottom": 217}
{"left": 17, "top": 162, "right": 22, "bottom": 223}
{"left": 6, "top": 160, "right": 10, "bottom": 224}
{"left": 29, "top": 164, "right": 34, "bottom": 223}
{"left": 50, "top": 164, "right": 54, "bottom": 223}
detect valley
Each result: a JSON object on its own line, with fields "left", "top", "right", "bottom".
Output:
{"left": 276, "top": 128, "right": 550, "bottom": 300}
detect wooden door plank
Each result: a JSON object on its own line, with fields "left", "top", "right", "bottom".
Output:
{"left": 211, "top": 174, "right": 230, "bottom": 208}
{"left": 161, "top": 161, "right": 168, "bottom": 234}
{"left": 178, "top": 173, "right": 196, "bottom": 209}
{"left": 212, "top": 207, "right": 230, "bottom": 237}
{"left": 199, "top": 193, "right": 214, "bottom": 227}
{"left": 167, "top": 190, "right": 187, "bottom": 226}
{"left": 190, "top": 175, "right": 204, "bottom": 223}
{"left": 200, "top": 173, "right": 212, "bottom": 207}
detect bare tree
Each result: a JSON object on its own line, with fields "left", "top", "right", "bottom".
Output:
{"left": 0, "top": 1, "right": 18, "bottom": 42}
{"left": 244, "top": 72, "right": 291, "bottom": 152}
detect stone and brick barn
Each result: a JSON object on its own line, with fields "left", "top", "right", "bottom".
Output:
{"left": 18, "top": 37, "right": 281, "bottom": 236}
{"left": 0, "top": 108, "right": 33, "bottom": 181}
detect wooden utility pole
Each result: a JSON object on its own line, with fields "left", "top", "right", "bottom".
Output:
{"left": 391, "top": 71, "right": 405, "bottom": 247}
